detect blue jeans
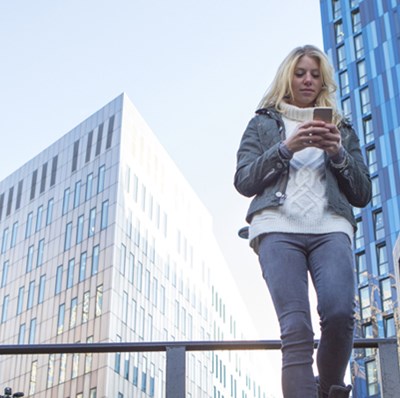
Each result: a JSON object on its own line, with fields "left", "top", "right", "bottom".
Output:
{"left": 258, "top": 232, "right": 355, "bottom": 398}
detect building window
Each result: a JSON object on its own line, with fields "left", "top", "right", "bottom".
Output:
{"left": 37, "top": 238, "right": 44, "bottom": 267}
{"left": 86, "top": 131, "right": 93, "bottom": 163}
{"left": 363, "top": 116, "right": 374, "bottom": 144}
{"left": 25, "top": 212, "right": 33, "bottom": 238}
{"left": 59, "top": 354, "right": 67, "bottom": 383}
{"left": 355, "top": 218, "right": 364, "bottom": 249}
{"left": 88, "top": 207, "right": 96, "bottom": 237}
{"left": 74, "top": 180, "right": 81, "bottom": 208}
{"left": 86, "top": 173, "right": 93, "bottom": 200}
{"left": 360, "top": 87, "right": 371, "bottom": 114}
{"left": 1, "top": 261, "right": 9, "bottom": 288}
{"left": 141, "top": 357, "right": 148, "bottom": 392}
{"left": 72, "top": 353, "right": 79, "bottom": 378}
{"left": 373, "top": 210, "right": 385, "bottom": 240}
{"left": 1, "top": 228, "right": 8, "bottom": 254}
{"left": 55, "top": 265, "right": 63, "bottom": 295}
{"left": 380, "top": 277, "right": 392, "bottom": 312}
{"left": 72, "top": 140, "right": 80, "bottom": 172}
{"left": 96, "top": 285, "right": 103, "bottom": 317}
{"left": 384, "top": 316, "right": 395, "bottom": 337}
{"left": 17, "top": 287, "right": 24, "bottom": 315}
{"left": 0, "top": 193, "right": 4, "bottom": 221}
{"left": 366, "top": 146, "right": 378, "bottom": 174}
{"left": 50, "top": 155, "right": 58, "bottom": 186}
{"left": 1, "top": 295, "right": 9, "bottom": 323}
{"left": 64, "top": 222, "right": 72, "bottom": 251}
{"left": 26, "top": 245, "right": 34, "bottom": 272}
{"left": 354, "top": 33, "right": 364, "bottom": 59}
{"left": 114, "top": 335, "right": 121, "bottom": 373}
{"left": 38, "top": 275, "right": 46, "bottom": 304}
{"left": 95, "top": 124, "right": 104, "bottom": 156}
{"left": 79, "top": 251, "right": 87, "bottom": 282}
{"left": 341, "top": 97, "right": 352, "bottom": 119}
{"left": 85, "top": 335, "right": 93, "bottom": 373}
{"left": 16, "top": 179, "right": 23, "bottom": 210}
{"left": 366, "top": 360, "right": 379, "bottom": 395}
{"left": 97, "top": 165, "right": 105, "bottom": 193}
{"left": 67, "top": 259, "right": 75, "bottom": 289}
{"left": 337, "top": 45, "right": 346, "bottom": 70}
{"left": 351, "top": 10, "right": 362, "bottom": 33}
{"left": 27, "top": 281, "right": 35, "bottom": 309}
{"left": 106, "top": 115, "right": 115, "bottom": 149}
{"left": 339, "top": 71, "right": 350, "bottom": 96}
{"left": 371, "top": 176, "right": 381, "bottom": 207}
{"left": 82, "top": 291, "right": 90, "bottom": 323}
{"left": 335, "top": 20, "right": 344, "bottom": 44}
{"left": 30, "top": 170, "right": 38, "bottom": 200}
{"left": 70, "top": 297, "right": 78, "bottom": 328}
{"left": 5, "top": 186, "right": 13, "bottom": 215}
{"left": 29, "top": 318, "right": 36, "bottom": 343}
{"left": 62, "top": 188, "right": 70, "bottom": 215}
{"left": 89, "top": 387, "right": 97, "bottom": 398}
{"left": 101, "top": 200, "right": 109, "bottom": 230}
{"left": 377, "top": 244, "right": 389, "bottom": 275}
{"left": 29, "top": 360, "right": 38, "bottom": 395}
{"left": 356, "top": 252, "right": 368, "bottom": 284}
{"left": 46, "top": 198, "right": 54, "bottom": 225}
{"left": 76, "top": 215, "right": 84, "bottom": 244}
{"left": 40, "top": 162, "right": 48, "bottom": 193}
{"left": 57, "top": 303, "right": 65, "bottom": 334}
{"left": 332, "top": 0, "right": 341, "bottom": 19}
{"left": 18, "top": 323, "right": 26, "bottom": 344}
{"left": 357, "top": 59, "right": 367, "bottom": 85}
{"left": 35, "top": 205, "right": 43, "bottom": 232}
{"left": 92, "top": 245, "right": 100, "bottom": 275}
{"left": 359, "top": 285, "right": 371, "bottom": 319}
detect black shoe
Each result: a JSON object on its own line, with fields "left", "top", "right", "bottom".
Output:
{"left": 328, "top": 384, "right": 352, "bottom": 398}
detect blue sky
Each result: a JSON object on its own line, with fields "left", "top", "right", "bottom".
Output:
{"left": 0, "top": 1, "right": 324, "bottom": 394}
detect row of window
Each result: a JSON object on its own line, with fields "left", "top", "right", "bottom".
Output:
{"left": 64, "top": 201, "right": 109, "bottom": 251}
{"left": 114, "top": 351, "right": 156, "bottom": 397}
{"left": 28, "top": 355, "right": 98, "bottom": 397}
{"left": 0, "top": 115, "right": 114, "bottom": 225}
{"left": 56, "top": 286, "right": 103, "bottom": 335}
{"left": 0, "top": 165, "right": 107, "bottom": 265}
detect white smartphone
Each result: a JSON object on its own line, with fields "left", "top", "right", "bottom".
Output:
{"left": 313, "top": 107, "right": 333, "bottom": 123}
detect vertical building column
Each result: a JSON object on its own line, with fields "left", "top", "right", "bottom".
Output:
{"left": 166, "top": 345, "right": 186, "bottom": 398}
{"left": 378, "top": 340, "right": 400, "bottom": 398}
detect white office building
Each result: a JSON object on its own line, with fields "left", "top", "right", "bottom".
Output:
{"left": 0, "top": 94, "right": 271, "bottom": 398}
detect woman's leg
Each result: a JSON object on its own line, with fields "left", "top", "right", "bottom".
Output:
{"left": 308, "top": 233, "right": 355, "bottom": 397}
{"left": 258, "top": 233, "right": 317, "bottom": 398}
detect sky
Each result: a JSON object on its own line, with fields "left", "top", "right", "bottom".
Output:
{"left": 0, "top": 1, "right": 324, "bottom": 396}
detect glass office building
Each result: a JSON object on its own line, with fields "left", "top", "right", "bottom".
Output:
{"left": 320, "top": 0, "right": 400, "bottom": 396}
{"left": 0, "top": 94, "right": 270, "bottom": 398}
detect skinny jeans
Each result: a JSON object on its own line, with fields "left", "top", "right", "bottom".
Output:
{"left": 258, "top": 232, "right": 355, "bottom": 398}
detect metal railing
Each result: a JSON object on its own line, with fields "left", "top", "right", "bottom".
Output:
{"left": 1, "top": 338, "right": 399, "bottom": 397}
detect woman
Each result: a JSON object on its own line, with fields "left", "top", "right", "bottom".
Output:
{"left": 234, "top": 45, "right": 371, "bottom": 398}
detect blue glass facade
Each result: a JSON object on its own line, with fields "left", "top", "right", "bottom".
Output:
{"left": 320, "top": 0, "right": 400, "bottom": 396}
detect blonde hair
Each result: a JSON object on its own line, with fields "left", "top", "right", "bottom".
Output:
{"left": 258, "top": 45, "right": 342, "bottom": 124}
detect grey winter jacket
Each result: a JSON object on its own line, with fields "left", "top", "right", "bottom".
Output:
{"left": 234, "top": 108, "right": 371, "bottom": 229}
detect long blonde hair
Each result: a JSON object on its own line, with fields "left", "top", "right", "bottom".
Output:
{"left": 258, "top": 45, "right": 342, "bottom": 124}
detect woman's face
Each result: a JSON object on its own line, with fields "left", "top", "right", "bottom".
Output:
{"left": 289, "top": 55, "right": 323, "bottom": 108}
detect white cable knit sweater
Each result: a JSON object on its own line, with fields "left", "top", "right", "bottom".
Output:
{"left": 249, "top": 103, "right": 353, "bottom": 251}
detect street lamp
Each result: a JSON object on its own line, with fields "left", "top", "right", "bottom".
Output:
{"left": 0, "top": 387, "right": 24, "bottom": 398}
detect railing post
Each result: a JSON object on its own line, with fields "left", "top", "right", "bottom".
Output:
{"left": 166, "top": 345, "right": 186, "bottom": 398}
{"left": 378, "top": 340, "right": 400, "bottom": 398}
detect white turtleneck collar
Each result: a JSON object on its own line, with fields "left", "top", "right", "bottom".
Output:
{"left": 280, "top": 102, "right": 314, "bottom": 122}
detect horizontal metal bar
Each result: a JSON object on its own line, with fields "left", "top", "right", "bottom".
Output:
{"left": 0, "top": 338, "right": 396, "bottom": 355}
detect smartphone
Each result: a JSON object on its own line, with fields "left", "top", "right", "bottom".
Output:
{"left": 313, "top": 107, "right": 333, "bottom": 123}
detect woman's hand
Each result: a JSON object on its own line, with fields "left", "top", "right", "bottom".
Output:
{"left": 284, "top": 121, "right": 342, "bottom": 157}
